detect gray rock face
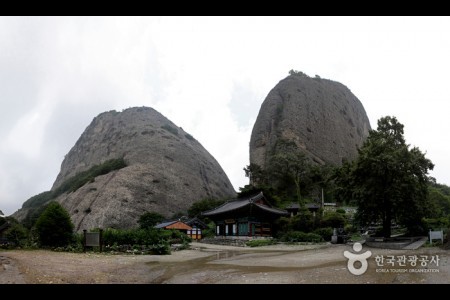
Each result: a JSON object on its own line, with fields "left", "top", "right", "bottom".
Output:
{"left": 18, "top": 107, "right": 235, "bottom": 232}
{"left": 250, "top": 73, "right": 371, "bottom": 169}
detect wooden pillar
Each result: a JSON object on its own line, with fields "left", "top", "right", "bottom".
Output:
{"left": 99, "top": 229, "right": 103, "bottom": 253}
{"left": 83, "top": 230, "right": 87, "bottom": 252}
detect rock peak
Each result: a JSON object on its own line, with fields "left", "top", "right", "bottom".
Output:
{"left": 250, "top": 73, "right": 371, "bottom": 169}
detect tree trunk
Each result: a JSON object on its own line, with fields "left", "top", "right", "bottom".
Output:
{"left": 294, "top": 177, "right": 302, "bottom": 206}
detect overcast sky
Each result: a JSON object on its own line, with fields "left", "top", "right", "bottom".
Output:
{"left": 1, "top": 16, "right": 449, "bottom": 215}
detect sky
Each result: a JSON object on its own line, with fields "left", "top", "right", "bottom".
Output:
{"left": 1, "top": 16, "right": 449, "bottom": 216}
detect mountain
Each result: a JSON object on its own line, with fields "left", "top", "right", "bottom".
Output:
{"left": 250, "top": 72, "right": 371, "bottom": 169}
{"left": 14, "top": 107, "right": 236, "bottom": 231}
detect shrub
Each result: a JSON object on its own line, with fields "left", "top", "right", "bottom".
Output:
{"left": 321, "top": 211, "right": 346, "bottom": 228}
{"left": 188, "top": 198, "right": 225, "bottom": 219}
{"left": 161, "top": 124, "right": 178, "bottom": 136}
{"left": 291, "top": 209, "right": 315, "bottom": 232}
{"left": 246, "top": 239, "right": 277, "bottom": 247}
{"left": 35, "top": 202, "right": 74, "bottom": 248}
{"left": 138, "top": 212, "right": 165, "bottom": 229}
{"left": 5, "top": 223, "right": 28, "bottom": 247}
{"left": 313, "top": 227, "right": 334, "bottom": 242}
{"left": 101, "top": 227, "right": 182, "bottom": 255}
{"left": 280, "top": 231, "right": 323, "bottom": 243}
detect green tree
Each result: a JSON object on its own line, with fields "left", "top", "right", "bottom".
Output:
{"left": 188, "top": 198, "right": 225, "bottom": 220}
{"left": 337, "top": 116, "right": 434, "bottom": 237}
{"left": 138, "top": 212, "right": 165, "bottom": 229}
{"left": 427, "top": 184, "right": 450, "bottom": 218}
{"left": 268, "top": 140, "right": 311, "bottom": 205}
{"left": 35, "top": 202, "right": 74, "bottom": 247}
{"left": 243, "top": 163, "right": 267, "bottom": 186}
{"left": 5, "top": 223, "right": 28, "bottom": 246}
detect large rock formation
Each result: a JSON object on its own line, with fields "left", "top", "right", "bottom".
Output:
{"left": 250, "top": 72, "right": 371, "bottom": 169}
{"left": 15, "top": 107, "right": 235, "bottom": 231}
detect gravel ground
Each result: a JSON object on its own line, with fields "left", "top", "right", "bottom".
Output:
{"left": 0, "top": 242, "right": 448, "bottom": 284}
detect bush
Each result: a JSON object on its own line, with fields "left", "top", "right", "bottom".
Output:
{"left": 321, "top": 211, "right": 346, "bottom": 228}
{"left": 138, "top": 212, "right": 165, "bottom": 229}
{"left": 246, "top": 239, "right": 277, "bottom": 247}
{"left": 188, "top": 198, "right": 225, "bottom": 219}
{"left": 35, "top": 202, "right": 74, "bottom": 248}
{"left": 161, "top": 124, "right": 178, "bottom": 136}
{"left": 5, "top": 223, "right": 28, "bottom": 247}
{"left": 101, "top": 227, "right": 187, "bottom": 255}
{"left": 336, "top": 208, "right": 346, "bottom": 215}
{"left": 290, "top": 209, "right": 315, "bottom": 232}
{"left": 280, "top": 231, "right": 323, "bottom": 243}
{"left": 313, "top": 227, "right": 334, "bottom": 242}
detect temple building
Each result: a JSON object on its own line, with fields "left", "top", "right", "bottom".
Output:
{"left": 202, "top": 192, "right": 288, "bottom": 237}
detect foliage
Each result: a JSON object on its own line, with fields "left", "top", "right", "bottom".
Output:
{"left": 427, "top": 184, "right": 450, "bottom": 218}
{"left": 101, "top": 227, "right": 191, "bottom": 255}
{"left": 138, "top": 212, "right": 165, "bottom": 229}
{"left": 246, "top": 239, "right": 277, "bottom": 247}
{"left": 320, "top": 211, "right": 347, "bottom": 228}
{"left": 35, "top": 202, "right": 74, "bottom": 247}
{"left": 335, "top": 116, "right": 434, "bottom": 237}
{"left": 422, "top": 217, "right": 449, "bottom": 232}
{"left": 161, "top": 124, "right": 179, "bottom": 136}
{"left": 279, "top": 231, "right": 323, "bottom": 243}
{"left": 21, "top": 158, "right": 127, "bottom": 219}
{"left": 242, "top": 140, "right": 336, "bottom": 208}
{"left": 22, "top": 191, "right": 54, "bottom": 210}
{"left": 188, "top": 198, "right": 226, "bottom": 220}
{"left": 313, "top": 227, "right": 334, "bottom": 242}
{"left": 336, "top": 208, "right": 346, "bottom": 215}
{"left": 5, "top": 223, "right": 28, "bottom": 246}
{"left": 288, "top": 69, "right": 309, "bottom": 77}
{"left": 267, "top": 139, "right": 311, "bottom": 205}
{"left": 54, "top": 158, "right": 127, "bottom": 194}
{"left": 290, "top": 209, "right": 315, "bottom": 232}
{"left": 202, "top": 221, "right": 217, "bottom": 238}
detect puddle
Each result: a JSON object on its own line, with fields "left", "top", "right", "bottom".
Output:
{"left": 145, "top": 249, "right": 342, "bottom": 283}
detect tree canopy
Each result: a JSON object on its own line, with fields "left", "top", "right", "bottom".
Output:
{"left": 35, "top": 202, "right": 74, "bottom": 247}
{"left": 335, "top": 116, "right": 434, "bottom": 237}
{"left": 138, "top": 212, "right": 165, "bottom": 229}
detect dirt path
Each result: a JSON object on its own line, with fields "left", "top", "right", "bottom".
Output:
{"left": 0, "top": 243, "right": 448, "bottom": 284}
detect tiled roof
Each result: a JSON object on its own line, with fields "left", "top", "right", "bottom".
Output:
{"left": 154, "top": 220, "right": 177, "bottom": 229}
{"left": 202, "top": 192, "right": 288, "bottom": 216}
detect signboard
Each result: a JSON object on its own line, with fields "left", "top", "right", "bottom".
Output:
{"left": 429, "top": 229, "right": 444, "bottom": 244}
{"left": 83, "top": 229, "right": 103, "bottom": 252}
{"left": 85, "top": 232, "right": 100, "bottom": 246}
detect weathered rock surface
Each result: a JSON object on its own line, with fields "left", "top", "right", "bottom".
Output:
{"left": 15, "top": 107, "right": 235, "bottom": 231}
{"left": 250, "top": 73, "right": 371, "bottom": 168}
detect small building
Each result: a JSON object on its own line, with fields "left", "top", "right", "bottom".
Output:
{"left": 202, "top": 192, "right": 288, "bottom": 237}
{"left": 154, "top": 220, "right": 192, "bottom": 234}
{"left": 285, "top": 202, "right": 320, "bottom": 217}
{"left": 285, "top": 203, "right": 300, "bottom": 217}
{"left": 185, "top": 217, "right": 208, "bottom": 240}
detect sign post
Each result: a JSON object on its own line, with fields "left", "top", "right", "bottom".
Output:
{"left": 83, "top": 229, "right": 103, "bottom": 252}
